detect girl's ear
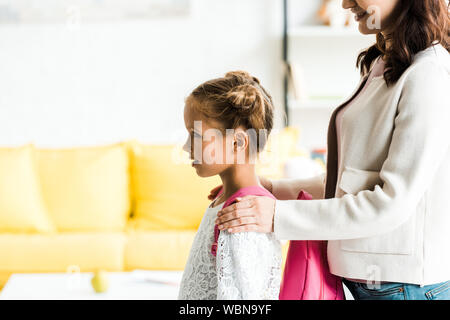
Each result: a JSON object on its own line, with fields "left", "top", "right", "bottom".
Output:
{"left": 233, "top": 130, "right": 249, "bottom": 151}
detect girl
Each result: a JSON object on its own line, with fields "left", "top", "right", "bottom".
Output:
{"left": 178, "top": 71, "right": 282, "bottom": 300}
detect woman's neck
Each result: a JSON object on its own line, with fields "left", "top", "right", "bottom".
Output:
{"left": 217, "top": 164, "right": 261, "bottom": 204}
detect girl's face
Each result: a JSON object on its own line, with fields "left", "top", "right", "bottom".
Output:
{"left": 342, "top": 0, "right": 401, "bottom": 34}
{"left": 183, "top": 97, "right": 248, "bottom": 178}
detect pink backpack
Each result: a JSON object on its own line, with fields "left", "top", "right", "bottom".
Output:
{"left": 279, "top": 190, "right": 345, "bottom": 300}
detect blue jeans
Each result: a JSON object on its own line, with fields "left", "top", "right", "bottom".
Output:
{"left": 342, "top": 278, "right": 450, "bottom": 300}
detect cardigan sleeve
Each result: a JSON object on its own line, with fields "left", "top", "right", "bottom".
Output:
{"left": 274, "top": 60, "right": 450, "bottom": 241}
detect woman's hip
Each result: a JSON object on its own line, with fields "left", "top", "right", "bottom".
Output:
{"left": 342, "top": 278, "right": 450, "bottom": 300}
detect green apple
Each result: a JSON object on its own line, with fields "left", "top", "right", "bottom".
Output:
{"left": 91, "top": 270, "right": 109, "bottom": 293}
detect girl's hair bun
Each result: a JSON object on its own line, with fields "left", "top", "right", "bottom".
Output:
{"left": 226, "top": 84, "right": 259, "bottom": 110}
{"left": 225, "top": 71, "right": 261, "bottom": 85}
{"left": 189, "top": 70, "right": 274, "bottom": 152}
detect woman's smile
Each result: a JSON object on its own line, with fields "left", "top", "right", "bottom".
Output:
{"left": 353, "top": 10, "right": 368, "bottom": 22}
{"left": 349, "top": 4, "right": 369, "bottom": 22}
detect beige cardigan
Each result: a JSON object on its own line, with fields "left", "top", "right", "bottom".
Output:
{"left": 272, "top": 44, "right": 450, "bottom": 285}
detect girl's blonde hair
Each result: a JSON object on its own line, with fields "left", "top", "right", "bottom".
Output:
{"left": 189, "top": 71, "right": 274, "bottom": 152}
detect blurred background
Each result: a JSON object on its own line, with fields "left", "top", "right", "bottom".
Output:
{"left": 0, "top": 0, "right": 374, "bottom": 150}
{"left": 0, "top": 0, "right": 374, "bottom": 299}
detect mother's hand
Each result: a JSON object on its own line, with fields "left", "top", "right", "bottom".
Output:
{"left": 215, "top": 196, "right": 276, "bottom": 233}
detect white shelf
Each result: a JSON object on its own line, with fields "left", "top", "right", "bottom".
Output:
{"left": 288, "top": 25, "right": 362, "bottom": 38}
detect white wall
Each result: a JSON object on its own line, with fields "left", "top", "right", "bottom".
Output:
{"left": 0, "top": 0, "right": 284, "bottom": 147}
{"left": 0, "top": 0, "right": 377, "bottom": 151}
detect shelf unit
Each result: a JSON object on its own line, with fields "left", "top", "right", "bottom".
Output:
{"left": 281, "top": 1, "right": 374, "bottom": 117}
{"left": 281, "top": 0, "right": 374, "bottom": 149}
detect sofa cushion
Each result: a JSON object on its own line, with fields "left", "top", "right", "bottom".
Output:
{"left": 124, "top": 230, "right": 290, "bottom": 271}
{"left": 0, "top": 272, "right": 11, "bottom": 291}
{"left": 124, "top": 230, "right": 196, "bottom": 270}
{"left": 0, "top": 232, "right": 126, "bottom": 273}
{"left": 0, "top": 145, "right": 55, "bottom": 233}
{"left": 36, "top": 143, "right": 130, "bottom": 232}
{"left": 129, "top": 143, "right": 220, "bottom": 230}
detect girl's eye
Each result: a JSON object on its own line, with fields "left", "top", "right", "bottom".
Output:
{"left": 188, "top": 132, "right": 201, "bottom": 147}
{"left": 193, "top": 131, "right": 202, "bottom": 138}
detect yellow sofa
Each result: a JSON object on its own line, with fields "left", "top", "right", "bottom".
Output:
{"left": 0, "top": 129, "right": 301, "bottom": 291}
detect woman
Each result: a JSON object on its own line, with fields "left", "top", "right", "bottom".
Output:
{"left": 214, "top": 0, "right": 450, "bottom": 300}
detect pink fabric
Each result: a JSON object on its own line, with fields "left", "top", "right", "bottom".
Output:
{"left": 211, "top": 186, "right": 276, "bottom": 256}
{"left": 336, "top": 57, "right": 386, "bottom": 166}
{"left": 279, "top": 190, "right": 345, "bottom": 300}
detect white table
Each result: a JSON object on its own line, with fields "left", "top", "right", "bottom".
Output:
{"left": 0, "top": 270, "right": 183, "bottom": 300}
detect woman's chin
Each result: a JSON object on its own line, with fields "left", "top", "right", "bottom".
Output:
{"left": 356, "top": 15, "right": 384, "bottom": 35}
{"left": 358, "top": 23, "right": 379, "bottom": 35}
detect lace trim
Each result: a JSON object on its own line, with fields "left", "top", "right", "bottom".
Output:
{"left": 178, "top": 206, "right": 281, "bottom": 300}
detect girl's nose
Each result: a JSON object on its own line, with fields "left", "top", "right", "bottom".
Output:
{"left": 342, "top": 0, "right": 356, "bottom": 9}
{"left": 182, "top": 137, "right": 191, "bottom": 154}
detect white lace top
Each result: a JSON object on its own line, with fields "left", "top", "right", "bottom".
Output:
{"left": 178, "top": 202, "right": 282, "bottom": 300}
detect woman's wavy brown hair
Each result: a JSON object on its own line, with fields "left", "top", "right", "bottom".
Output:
{"left": 357, "top": 0, "right": 450, "bottom": 86}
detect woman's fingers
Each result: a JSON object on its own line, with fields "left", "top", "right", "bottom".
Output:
{"left": 217, "top": 196, "right": 276, "bottom": 234}
{"left": 228, "top": 224, "right": 259, "bottom": 233}
{"left": 216, "top": 214, "right": 257, "bottom": 230}
{"left": 219, "top": 217, "right": 256, "bottom": 230}
{"left": 215, "top": 208, "right": 255, "bottom": 225}
{"left": 217, "top": 196, "right": 256, "bottom": 216}
{"left": 208, "top": 185, "right": 223, "bottom": 200}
